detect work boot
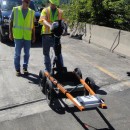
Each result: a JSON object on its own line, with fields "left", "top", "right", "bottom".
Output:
{"left": 16, "top": 69, "right": 21, "bottom": 76}
{"left": 23, "top": 68, "right": 29, "bottom": 76}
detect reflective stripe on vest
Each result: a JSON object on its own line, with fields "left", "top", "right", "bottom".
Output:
{"left": 13, "top": 6, "right": 34, "bottom": 40}
{"left": 41, "top": 7, "right": 62, "bottom": 34}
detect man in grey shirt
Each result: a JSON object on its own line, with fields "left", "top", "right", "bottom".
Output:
{"left": 10, "top": 8, "right": 28, "bottom": 20}
{"left": 9, "top": 0, "right": 35, "bottom": 76}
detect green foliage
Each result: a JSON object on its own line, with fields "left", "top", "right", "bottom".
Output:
{"left": 61, "top": 0, "right": 130, "bottom": 31}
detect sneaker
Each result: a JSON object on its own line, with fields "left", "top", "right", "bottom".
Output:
{"left": 23, "top": 68, "right": 29, "bottom": 76}
{"left": 16, "top": 70, "right": 21, "bottom": 76}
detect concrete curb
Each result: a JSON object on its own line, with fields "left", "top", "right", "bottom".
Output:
{"left": 70, "top": 24, "right": 130, "bottom": 57}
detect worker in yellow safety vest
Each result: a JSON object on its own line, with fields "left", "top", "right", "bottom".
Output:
{"left": 39, "top": 0, "right": 64, "bottom": 73}
{"left": 9, "top": 0, "right": 36, "bottom": 76}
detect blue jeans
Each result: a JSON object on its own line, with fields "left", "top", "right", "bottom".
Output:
{"left": 42, "top": 35, "right": 64, "bottom": 73}
{"left": 14, "top": 39, "right": 31, "bottom": 70}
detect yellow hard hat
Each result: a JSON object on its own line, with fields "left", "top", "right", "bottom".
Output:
{"left": 49, "top": 0, "right": 59, "bottom": 6}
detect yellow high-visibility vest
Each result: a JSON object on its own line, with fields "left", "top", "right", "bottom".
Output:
{"left": 39, "top": 7, "right": 63, "bottom": 34}
{"left": 13, "top": 6, "right": 34, "bottom": 40}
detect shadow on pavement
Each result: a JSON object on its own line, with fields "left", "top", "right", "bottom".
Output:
{"left": 96, "top": 89, "right": 107, "bottom": 95}
{"left": 46, "top": 97, "right": 114, "bottom": 130}
{"left": 126, "top": 71, "right": 130, "bottom": 76}
{"left": 96, "top": 108, "right": 115, "bottom": 130}
{"left": 49, "top": 99, "right": 66, "bottom": 115}
{"left": 94, "top": 85, "right": 107, "bottom": 95}
{"left": 20, "top": 72, "right": 39, "bottom": 85}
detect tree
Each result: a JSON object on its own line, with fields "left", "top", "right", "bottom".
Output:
{"left": 61, "top": 0, "right": 130, "bottom": 31}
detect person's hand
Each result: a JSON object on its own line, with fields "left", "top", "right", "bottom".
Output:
{"left": 9, "top": 33, "right": 13, "bottom": 41}
{"left": 32, "top": 35, "right": 36, "bottom": 43}
{"left": 50, "top": 24, "right": 53, "bottom": 31}
{"left": 50, "top": 22, "right": 59, "bottom": 31}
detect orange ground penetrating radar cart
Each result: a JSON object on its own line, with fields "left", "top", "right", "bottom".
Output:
{"left": 38, "top": 20, "right": 107, "bottom": 111}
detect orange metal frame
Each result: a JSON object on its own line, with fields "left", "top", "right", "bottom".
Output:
{"left": 44, "top": 71, "right": 107, "bottom": 111}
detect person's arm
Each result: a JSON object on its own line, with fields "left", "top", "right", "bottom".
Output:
{"left": 9, "top": 21, "right": 13, "bottom": 41}
{"left": 9, "top": 11, "right": 14, "bottom": 41}
{"left": 39, "top": 8, "right": 52, "bottom": 29}
{"left": 32, "top": 17, "right": 36, "bottom": 43}
{"left": 43, "top": 19, "right": 51, "bottom": 28}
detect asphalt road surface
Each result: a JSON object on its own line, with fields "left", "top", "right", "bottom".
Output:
{"left": 0, "top": 36, "right": 130, "bottom": 130}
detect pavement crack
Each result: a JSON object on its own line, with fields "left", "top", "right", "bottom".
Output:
{"left": 0, "top": 98, "right": 46, "bottom": 111}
